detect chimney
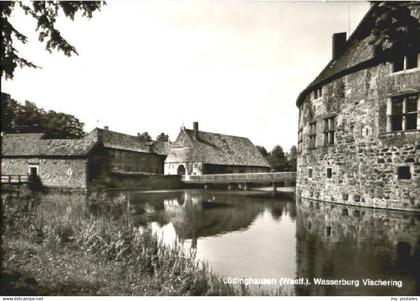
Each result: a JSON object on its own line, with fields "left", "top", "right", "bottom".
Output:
{"left": 104, "top": 126, "right": 109, "bottom": 131}
{"left": 193, "top": 122, "right": 199, "bottom": 139}
{"left": 332, "top": 32, "right": 347, "bottom": 60}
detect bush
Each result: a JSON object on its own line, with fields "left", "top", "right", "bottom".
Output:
{"left": 2, "top": 193, "right": 281, "bottom": 296}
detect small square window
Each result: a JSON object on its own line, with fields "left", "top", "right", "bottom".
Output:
{"left": 326, "top": 168, "right": 332, "bottom": 178}
{"left": 398, "top": 166, "right": 411, "bottom": 180}
{"left": 29, "top": 166, "right": 38, "bottom": 177}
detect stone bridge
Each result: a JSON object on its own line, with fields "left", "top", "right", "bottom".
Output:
{"left": 181, "top": 172, "right": 296, "bottom": 191}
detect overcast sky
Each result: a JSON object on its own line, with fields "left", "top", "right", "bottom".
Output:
{"left": 2, "top": 0, "right": 370, "bottom": 151}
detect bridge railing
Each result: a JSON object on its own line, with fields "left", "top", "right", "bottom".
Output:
{"left": 182, "top": 172, "right": 296, "bottom": 183}
{"left": 1, "top": 175, "right": 33, "bottom": 184}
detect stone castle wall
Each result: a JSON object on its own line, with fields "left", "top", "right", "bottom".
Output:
{"left": 297, "top": 57, "right": 420, "bottom": 212}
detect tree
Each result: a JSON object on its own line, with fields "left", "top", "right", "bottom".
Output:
{"left": 256, "top": 145, "right": 269, "bottom": 157}
{"left": 267, "top": 145, "right": 289, "bottom": 171}
{"left": 1, "top": 1, "right": 104, "bottom": 79}
{"left": 287, "top": 145, "right": 297, "bottom": 172}
{"left": 368, "top": 2, "right": 420, "bottom": 56}
{"left": 1, "top": 93, "right": 85, "bottom": 138}
{"left": 156, "top": 132, "right": 169, "bottom": 142}
{"left": 138, "top": 132, "right": 152, "bottom": 142}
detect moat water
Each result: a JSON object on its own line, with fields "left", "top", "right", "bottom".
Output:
{"left": 4, "top": 189, "right": 420, "bottom": 295}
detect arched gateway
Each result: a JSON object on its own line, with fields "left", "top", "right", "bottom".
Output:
{"left": 177, "top": 165, "right": 186, "bottom": 175}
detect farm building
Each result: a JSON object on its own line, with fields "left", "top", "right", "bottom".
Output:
{"left": 164, "top": 122, "right": 270, "bottom": 175}
{"left": 1, "top": 127, "right": 172, "bottom": 190}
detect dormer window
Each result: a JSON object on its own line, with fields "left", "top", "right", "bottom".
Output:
{"left": 313, "top": 87, "right": 323, "bottom": 99}
{"left": 392, "top": 50, "right": 419, "bottom": 72}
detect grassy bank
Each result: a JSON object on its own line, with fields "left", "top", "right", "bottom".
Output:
{"left": 1, "top": 193, "right": 279, "bottom": 296}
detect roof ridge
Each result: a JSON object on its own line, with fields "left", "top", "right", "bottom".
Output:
{"left": 95, "top": 128, "right": 143, "bottom": 139}
{"left": 184, "top": 128, "right": 250, "bottom": 140}
{"left": 3, "top": 132, "right": 44, "bottom": 136}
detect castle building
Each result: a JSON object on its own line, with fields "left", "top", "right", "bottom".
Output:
{"left": 164, "top": 122, "right": 270, "bottom": 175}
{"left": 296, "top": 2, "right": 420, "bottom": 212}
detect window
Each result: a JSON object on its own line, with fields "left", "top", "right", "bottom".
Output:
{"left": 297, "top": 109, "right": 303, "bottom": 152}
{"left": 392, "top": 50, "right": 419, "bottom": 72}
{"left": 308, "top": 168, "right": 313, "bottom": 178}
{"left": 313, "top": 86, "right": 323, "bottom": 99}
{"left": 398, "top": 166, "right": 411, "bottom": 180}
{"left": 309, "top": 122, "right": 317, "bottom": 149}
{"left": 298, "top": 128, "right": 303, "bottom": 152}
{"left": 388, "top": 94, "right": 418, "bottom": 132}
{"left": 406, "top": 96, "right": 418, "bottom": 130}
{"left": 28, "top": 165, "right": 39, "bottom": 178}
{"left": 325, "top": 226, "right": 332, "bottom": 237}
{"left": 326, "top": 168, "right": 332, "bottom": 178}
{"left": 323, "top": 116, "right": 336, "bottom": 145}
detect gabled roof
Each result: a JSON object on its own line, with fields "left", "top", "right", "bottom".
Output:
{"left": 1, "top": 133, "right": 97, "bottom": 157}
{"left": 86, "top": 128, "right": 152, "bottom": 153}
{"left": 1, "top": 128, "right": 172, "bottom": 158}
{"left": 165, "top": 127, "right": 270, "bottom": 168}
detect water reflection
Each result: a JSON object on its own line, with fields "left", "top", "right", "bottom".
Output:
{"left": 296, "top": 197, "right": 420, "bottom": 296}
{"left": 3, "top": 189, "right": 419, "bottom": 296}
{"left": 164, "top": 192, "right": 262, "bottom": 239}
